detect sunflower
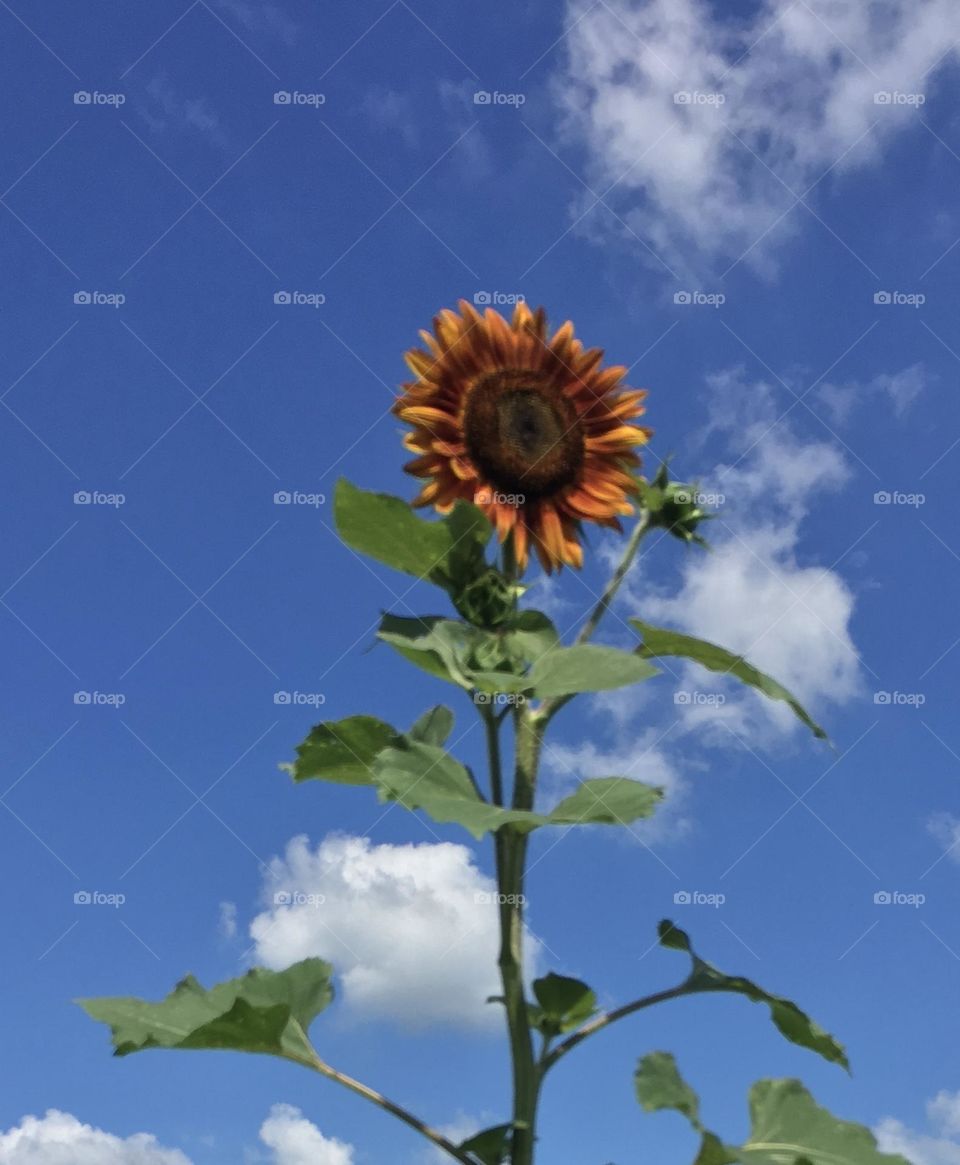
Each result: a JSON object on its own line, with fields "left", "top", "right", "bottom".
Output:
{"left": 393, "top": 299, "right": 652, "bottom": 573}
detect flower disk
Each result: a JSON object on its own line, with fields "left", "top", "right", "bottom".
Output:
{"left": 393, "top": 300, "right": 652, "bottom": 572}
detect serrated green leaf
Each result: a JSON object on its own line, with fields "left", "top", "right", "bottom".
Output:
{"left": 529, "top": 644, "right": 658, "bottom": 698}
{"left": 408, "top": 705, "right": 455, "bottom": 747}
{"left": 631, "top": 620, "right": 826, "bottom": 739}
{"left": 79, "top": 959, "right": 333, "bottom": 1068}
{"left": 634, "top": 1060, "right": 905, "bottom": 1165}
{"left": 459, "top": 1124, "right": 512, "bottom": 1165}
{"left": 374, "top": 744, "right": 661, "bottom": 840}
{"left": 657, "top": 921, "right": 848, "bottom": 1071}
{"left": 378, "top": 615, "right": 476, "bottom": 687}
{"left": 635, "top": 1051, "right": 702, "bottom": 1125}
{"left": 532, "top": 973, "right": 598, "bottom": 1035}
{"left": 286, "top": 716, "right": 399, "bottom": 786}
{"left": 548, "top": 777, "right": 662, "bottom": 825}
{"left": 734, "top": 1078, "right": 911, "bottom": 1165}
{"left": 335, "top": 479, "right": 490, "bottom": 584}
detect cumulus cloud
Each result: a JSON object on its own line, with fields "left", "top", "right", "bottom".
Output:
{"left": 249, "top": 834, "right": 542, "bottom": 1029}
{"left": 556, "top": 0, "right": 960, "bottom": 275}
{"left": 259, "top": 1104, "right": 353, "bottom": 1165}
{"left": 927, "top": 812, "right": 960, "bottom": 863}
{"left": 214, "top": 0, "right": 298, "bottom": 47}
{"left": 876, "top": 1091, "right": 960, "bottom": 1164}
{"left": 0, "top": 1110, "right": 192, "bottom": 1165}
{"left": 816, "top": 363, "right": 929, "bottom": 426}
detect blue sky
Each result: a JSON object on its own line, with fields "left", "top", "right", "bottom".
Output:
{"left": 1, "top": 0, "right": 960, "bottom": 1162}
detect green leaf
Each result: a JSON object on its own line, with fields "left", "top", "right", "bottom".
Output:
{"left": 631, "top": 620, "right": 826, "bottom": 739}
{"left": 529, "top": 644, "right": 658, "bottom": 698}
{"left": 79, "top": 959, "right": 333, "bottom": 1068}
{"left": 458, "top": 1124, "right": 512, "bottom": 1165}
{"left": 378, "top": 615, "right": 476, "bottom": 687}
{"left": 375, "top": 742, "right": 661, "bottom": 840}
{"left": 531, "top": 973, "right": 598, "bottom": 1035}
{"left": 548, "top": 777, "right": 662, "bottom": 826}
{"left": 504, "top": 610, "right": 560, "bottom": 665}
{"left": 635, "top": 1059, "right": 908, "bottom": 1165}
{"left": 635, "top": 1051, "right": 702, "bottom": 1125}
{"left": 734, "top": 1078, "right": 911, "bottom": 1165}
{"left": 408, "top": 705, "right": 455, "bottom": 747}
{"left": 286, "top": 715, "right": 399, "bottom": 786}
{"left": 657, "top": 921, "right": 848, "bottom": 1071}
{"left": 335, "top": 479, "right": 490, "bottom": 584}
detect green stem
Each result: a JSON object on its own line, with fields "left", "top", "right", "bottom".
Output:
{"left": 482, "top": 703, "right": 505, "bottom": 807}
{"left": 305, "top": 1052, "right": 479, "bottom": 1163}
{"left": 495, "top": 705, "right": 544, "bottom": 1165}
{"left": 540, "top": 981, "right": 691, "bottom": 1074}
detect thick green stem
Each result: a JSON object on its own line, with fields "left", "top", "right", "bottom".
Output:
{"left": 494, "top": 705, "right": 544, "bottom": 1165}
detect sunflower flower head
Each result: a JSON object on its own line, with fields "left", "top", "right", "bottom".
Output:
{"left": 393, "top": 299, "right": 652, "bottom": 573}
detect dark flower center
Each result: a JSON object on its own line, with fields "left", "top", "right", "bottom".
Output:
{"left": 463, "top": 370, "right": 584, "bottom": 501}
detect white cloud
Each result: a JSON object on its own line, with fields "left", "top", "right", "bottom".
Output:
{"left": 927, "top": 812, "right": 960, "bottom": 863}
{"left": 139, "top": 75, "right": 226, "bottom": 146}
{"left": 0, "top": 1111, "right": 192, "bottom": 1165}
{"left": 635, "top": 370, "right": 861, "bottom": 741}
{"left": 876, "top": 1091, "right": 960, "bottom": 1164}
{"left": 816, "top": 363, "right": 929, "bottom": 425}
{"left": 259, "top": 1105, "right": 353, "bottom": 1165}
{"left": 214, "top": 0, "right": 298, "bottom": 46}
{"left": 218, "top": 900, "right": 237, "bottom": 938}
{"left": 556, "top": 0, "right": 960, "bottom": 275}
{"left": 249, "top": 834, "right": 542, "bottom": 1029}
